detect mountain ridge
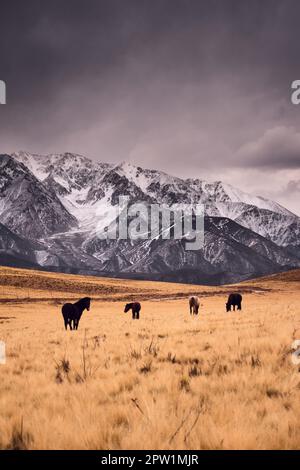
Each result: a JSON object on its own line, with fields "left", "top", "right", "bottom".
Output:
{"left": 0, "top": 150, "right": 298, "bottom": 285}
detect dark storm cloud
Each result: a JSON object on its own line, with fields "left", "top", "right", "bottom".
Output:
{"left": 0, "top": 0, "right": 300, "bottom": 178}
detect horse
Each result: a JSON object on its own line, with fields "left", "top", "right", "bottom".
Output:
{"left": 189, "top": 296, "right": 200, "bottom": 315}
{"left": 61, "top": 297, "right": 91, "bottom": 330}
{"left": 124, "top": 302, "right": 141, "bottom": 319}
{"left": 226, "top": 293, "right": 242, "bottom": 312}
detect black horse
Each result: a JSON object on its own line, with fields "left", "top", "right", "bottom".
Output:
{"left": 124, "top": 302, "right": 141, "bottom": 319}
{"left": 226, "top": 293, "right": 242, "bottom": 312}
{"left": 61, "top": 297, "right": 91, "bottom": 330}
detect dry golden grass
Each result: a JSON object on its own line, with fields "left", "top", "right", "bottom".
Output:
{"left": 0, "top": 266, "right": 299, "bottom": 450}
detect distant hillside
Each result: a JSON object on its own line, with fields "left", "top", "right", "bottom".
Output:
{"left": 0, "top": 266, "right": 297, "bottom": 305}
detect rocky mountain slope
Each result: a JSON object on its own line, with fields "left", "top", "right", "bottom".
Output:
{"left": 0, "top": 220, "right": 40, "bottom": 268}
{"left": 0, "top": 154, "right": 77, "bottom": 239}
{"left": 0, "top": 150, "right": 298, "bottom": 284}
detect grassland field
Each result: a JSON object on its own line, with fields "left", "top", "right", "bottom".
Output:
{"left": 0, "top": 266, "right": 299, "bottom": 450}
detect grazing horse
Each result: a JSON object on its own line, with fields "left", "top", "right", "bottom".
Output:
{"left": 61, "top": 297, "right": 91, "bottom": 330}
{"left": 124, "top": 302, "right": 141, "bottom": 320}
{"left": 189, "top": 296, "right": 200, "bottom": 315}
{"left": 226, "top": 293, "right": 242, "bottom": 312}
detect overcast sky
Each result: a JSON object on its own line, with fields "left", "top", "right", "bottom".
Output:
{"left": 0, "top": 1, "right": 300, "bottom": 214}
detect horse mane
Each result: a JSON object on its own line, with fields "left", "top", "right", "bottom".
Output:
{"left": 74, "top": 297, "right": 91, "bottom": 309}
{"left": 124, "top": 302, "right": 133, "bottom": 311}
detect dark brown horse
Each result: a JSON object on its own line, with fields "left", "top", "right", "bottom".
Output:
{"left": 189, "top": 296, "right": 200, "bottom": 315}
{"left": 226, "top": 293, "right": 242, "bottom": 312}
{"left": 61, "top": 297, "right": 91, "bottom": 330}
{"left": 124, "top": 302, "right": 141, "bottom": 319}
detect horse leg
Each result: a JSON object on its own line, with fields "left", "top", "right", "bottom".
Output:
{"left": 136, "top": 310, "right": 140, "bottom": 320}
{"left": 64, "top": 319, "right": 68, "bottom": 330}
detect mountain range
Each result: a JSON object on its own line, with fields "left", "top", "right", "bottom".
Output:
{"left": 0, "top": 150, "right": 299, "bottom": 284}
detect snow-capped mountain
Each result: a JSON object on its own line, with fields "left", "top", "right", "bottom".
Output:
{"left": 0, "top": 154, "right": 77, "bottom": 239}
{"left": 12, "top": 151, "right": 112, "bottom": 193}
{"left": 1, "top": 150, "right": 299, "bottom": 284}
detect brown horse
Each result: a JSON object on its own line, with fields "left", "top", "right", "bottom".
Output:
{"left": 189, "top": 296, "right": 200, "bottom": 315}
{"left": 124, "top": 302, "right": 141, "bottom": 319}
